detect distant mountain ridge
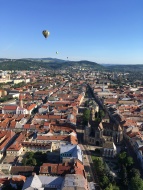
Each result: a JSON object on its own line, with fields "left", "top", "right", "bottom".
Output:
{"left": 23, "top": 57, "right": 67, "bottom": 63}
{"left": 0, "top": 58, "right": 104, "bottom": 70}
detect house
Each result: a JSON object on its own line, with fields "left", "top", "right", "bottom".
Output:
{"left": 22, "top": 174, "right": 64, "bottom": 190}
{"left": 104, "top": 98, "right": 118, "bottom": 105}
{"left": 16, "top": 107, "right": 27, "bottom": 115}
{"left": 38, "top": 105, "right": 49, "bottom": 114}
{"left": 22, "top": 174, "right": 89, "bottom": 190}
{"left": 16, "top": 104, "right": 37, "bottom": 115}
{"left": 39, "top": 161, "right": 85, "bottom": 177}
{"left": 60, "top": 144, "right": 83, "bottom": 163}
{"left": 22, "top": 141, "right": 52, "bottom": 153}
{"left": 6, "top": 133, "right": 25, "bottom": 156}
{"left": 0, "top": 164, "right": 12, "bottom": 175}
{"left": 102, "top": 141, "right": 117, "bottom": 158}
{"left": 124, "top": 127, "right": 141, "bottom": 148}
{"left": 10, "top": 175, "right": 26, "bottom": 189}
{"left": 0, "top": 118, "right": 10, "bottom": 130}
{"left": 61, "top": 174, "right": 88, "bottom": 190}
{"left": 36, "top": 134, "right": 77, "bottom": 145}
{"left": 26, "top": 104, "right": 37, "bottom": 115}
{"left": 0, "top": 130, "right": 15, "bottom": 160}
{"left": 15, "top": 117, "right": 29, "bottom": 129}
{"left": 67, "top": 114, "right": 76, "bottom": 125}
{"left": 2, "top": 105, "right": 17, "bottom": 114}
{"left": 11, "top": 166, "right": 39, "bottom": 176}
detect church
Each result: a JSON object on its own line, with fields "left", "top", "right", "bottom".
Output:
{"left": 84, "top": 105, "right": 123, "bottom": 157}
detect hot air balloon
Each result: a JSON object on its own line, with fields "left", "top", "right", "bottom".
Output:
{"left": 67, "top": 57, "right": 68, "bottom": 59}
{"left": 42, "top": 30, "right": 50, "bottom": 38}
{"left": 56, "top": 51, "right": 58, "bottom": 54}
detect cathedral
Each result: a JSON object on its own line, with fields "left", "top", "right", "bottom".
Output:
{"left": 84, "top": 105, "right": 123, "bottom": 147}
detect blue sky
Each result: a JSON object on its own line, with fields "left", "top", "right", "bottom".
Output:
{"left": 0, "top": 0, "right": 143, "bottom": 64}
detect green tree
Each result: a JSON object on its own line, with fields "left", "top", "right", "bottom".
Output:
{"left": 105, "top": 183, "right": 120, "bottom": 190}
{"left": 125, "top": 156, "right": 134, "bottom": 167}
{"left": 94, "top": 157, "right": 104, "bottom": 175}
{"left": 99, "top": 110, "right": 105, "bottom": 118}
{"left": 118, "top": 151, "right": 127, "bottom": 165}
{"left": 112, "top": 185, "right": 120, "bottom": 190}
{"left": 95, "top": 117, "right": 101, "bottom": 123}
{"left": 129, "top": 168, "right": 141, "bottom": 179}
{"left": 27, "top": 152, "right": 34, "bottom": 159}
{"left": 22, "top": 158, "right": 27, "bottom": 166}
{"left": 22, "top": 152, "right": 37, "bottom": 166}
{"left": 83, "top": 109, "right": 90, "bottom": 125}
{"left": 130, "top": 176, "right": 143, "bottom": 190}
{"left": 119, "top": 165, "right": 128, "bottom": 187}
{"left": 100, "top": 175, "right": 109, "bottom": 188}
{"left": 27, "top": 158, "right": 37, "bottom": 166}
{"left": 0, "top": 96, "right": 9, "bottom": 102}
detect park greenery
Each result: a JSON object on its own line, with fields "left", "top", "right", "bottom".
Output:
{"left": 117, "top": 151, "right": 143, "bottom": 190}
{"left": 95, "top": 109, "right": 105, "bottom": 122}
{"left": 92, "top": 152, "right": 143, "bottom": 190}
{"left": 12, "top": 81, "right": 26, "bottom": 88}
{"left": 92, "top": 156, "right": 119, "bottom": 190}
{"left": 22, "top": 151, "right": 47, "bottom": 166}
{"left": 0, "top": 95, "right": 13, "bottom": 102}
{"left": 82, "top": 108, "right": 90, "bottom": 125}
{"left": 82, "top": 108, "right": 105, "bottom": 125}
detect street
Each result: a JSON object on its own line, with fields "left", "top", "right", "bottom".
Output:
{"left": 76, "top": 121, "right": 100, "bottom": 187}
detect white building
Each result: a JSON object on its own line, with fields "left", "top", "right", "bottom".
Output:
{"left": 102, "top": 142, "right": 117, "bottom": 158}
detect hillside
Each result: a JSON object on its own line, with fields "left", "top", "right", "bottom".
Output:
{"left": 105, "top": 64, "right": 143, "bottom": 72}
{"left": 0, "top": 58, "right": 104, "bottom": 70}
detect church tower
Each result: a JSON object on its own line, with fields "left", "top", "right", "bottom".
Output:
{"left": 19, "top": 93, "right": 24, "bottom": 108}
{"left": 91, "top": 108, "right": 95, "bottom": 121}
{"left": 84, "top": 122, "right": 91, "bottom": 143}
{"left": 113, "top": 124, "right": 123, "bottom": 144}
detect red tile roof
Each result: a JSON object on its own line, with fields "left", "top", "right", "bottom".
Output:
{"left": 3, "top": 105, "right": 17, "bottom": 110}
{"left": 40, "top": 161, "right": 85, "bottom": 176}
{"left": 0, "top": 130, "right": 15, "bottom": 150}
{"left": 27, "top": 104, "right": 37, "bottom": 111}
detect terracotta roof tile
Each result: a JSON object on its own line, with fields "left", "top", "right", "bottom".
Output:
{"left": 3, "top": 105, "right": 17, "bottom": 110}
{"left": 27, "top": 104, "right": 37, "bottom": 111}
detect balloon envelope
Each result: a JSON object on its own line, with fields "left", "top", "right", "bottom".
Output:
{"left": 42, "top": 30, "right": 50, "bottom": 38}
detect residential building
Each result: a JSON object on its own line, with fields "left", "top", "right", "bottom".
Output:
{"left": 0, "top": 130, "right": 15, "bottom": 160}
{"left": 60, "top": 144, "right": 83, "bottom": 163}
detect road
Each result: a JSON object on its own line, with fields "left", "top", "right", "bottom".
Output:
{"left": 76, "top": 85, "right": 101, "bottom": 188}
{"left": 76, "top": 122, "right": 100, "bottom": 188}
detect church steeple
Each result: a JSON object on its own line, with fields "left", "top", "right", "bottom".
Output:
{"left": 19, "top": 93, "right": 24, "bottom": 108}
{"left": 91, "top": 107, "right": 95, "bottom": 121}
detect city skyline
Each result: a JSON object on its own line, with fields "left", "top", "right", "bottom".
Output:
{"left": 0, "top": 0, "right": 143, "bottom": 64}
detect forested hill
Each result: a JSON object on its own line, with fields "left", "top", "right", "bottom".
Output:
{"left": 0, "top": 58, "right": 104, "bottom": 70}
{"left": 104, "top": 64, "right": 143, "bottom": 72}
